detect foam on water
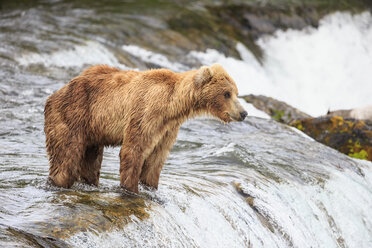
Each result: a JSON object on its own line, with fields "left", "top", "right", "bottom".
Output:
{"left": 122, "top": 44, "right": 188, "bottom": 72}
{"left": 190, "top": 11, "right": 372, "bottom": 117}
{"left": 245, "top": 162, "right": 372, "bottom": 247}
{"left": 17, "top": 41, "right": 121, "bottom": 68}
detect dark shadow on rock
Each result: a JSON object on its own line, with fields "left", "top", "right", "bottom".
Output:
{"left": 6, "top": 227, "right": 71, "bottom": 248}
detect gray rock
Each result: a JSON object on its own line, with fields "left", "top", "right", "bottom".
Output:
{"left": 327, "top": 105, "right": 372, "bottom": 122}
{"left": 241, "top": 94, "right": 311, "bottom": 124}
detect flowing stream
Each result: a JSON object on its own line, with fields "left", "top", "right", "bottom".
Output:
{"left": 1, "top": 1, "right": 372, "bottom": 247}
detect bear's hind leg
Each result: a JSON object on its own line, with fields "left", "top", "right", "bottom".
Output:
{"left": 79, "top": 145, "right": 103, "bottom": 186}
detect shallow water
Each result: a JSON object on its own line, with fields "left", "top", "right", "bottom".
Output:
{"left": 1, "top": 1, "right": 372, "bottom": 247}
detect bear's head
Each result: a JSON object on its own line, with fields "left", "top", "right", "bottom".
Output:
{"left": 194, "top": 64, "right": 247, "bottom": 123}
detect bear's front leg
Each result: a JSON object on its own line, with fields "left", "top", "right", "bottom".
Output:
{"left": 119, "top": 145, "right": 145, "bottom": 194}
{"left": 140, "top": 127, "right": 179, "bottom": 189}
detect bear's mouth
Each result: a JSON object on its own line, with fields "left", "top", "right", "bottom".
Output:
{"left": 227, "top": 113, "right": 240, "bottom": 122}
{"left": 218, "top": 112, "right": 230, "bottom": 123}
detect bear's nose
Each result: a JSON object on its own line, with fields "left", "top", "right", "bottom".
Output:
{"left": 240, "top": 111, "right": 248, "bottom": 120}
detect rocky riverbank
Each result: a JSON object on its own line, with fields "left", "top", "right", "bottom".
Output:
{"left": 292, "top": 116, "right": 372, "bottom": 161}
{"left": 242, "top": 94, "right": 372, "bottom": 161}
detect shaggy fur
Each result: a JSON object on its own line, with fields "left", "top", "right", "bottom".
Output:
{"left": 44, "top": 64, "right": 247, "bottom": 193}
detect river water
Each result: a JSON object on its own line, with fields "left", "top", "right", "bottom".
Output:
{"left": 1, "top": 1, "right": 372, "bottom": 247}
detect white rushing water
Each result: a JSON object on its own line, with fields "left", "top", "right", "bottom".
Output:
{"left": 122, "top": 44, "right": 188, "bottom": 72}
{"left": 18, "top": 41, "right": 121, "bottom": 68}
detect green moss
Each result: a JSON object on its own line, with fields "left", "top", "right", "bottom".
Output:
{"left": 355, "top": 140, "right": 362, "bottom": 148}
{"left": 349, "top": 149, "right": 368, "bottom": 160}
{"left": 272, "top": 110, "right": 284, "bottom": 122}
{"left": 296, "top": 123, "right": 304, "bottom": 131}
{"left": 348, "top": 139, "right": 362, "bottom": 153}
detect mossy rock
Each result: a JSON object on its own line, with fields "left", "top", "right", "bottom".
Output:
{"left": 291, "top": 116, "right": 372, "bottom": 161}
{"left": 242, "top": 94, "right": 311, "bottom": 124}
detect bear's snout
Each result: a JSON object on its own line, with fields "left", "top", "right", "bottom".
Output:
{"left": 228, "top": 99, "right": 247, "bottom": 122}
{"left": 240, "top": 111, "right": 248, "bottom": 121}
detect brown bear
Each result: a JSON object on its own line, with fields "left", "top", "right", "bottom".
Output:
{"left": 44, "top": 64, "right": 247, "bottom": 193}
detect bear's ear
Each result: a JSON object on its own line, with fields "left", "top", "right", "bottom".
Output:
{"left": 210, "top": 63, "right": 224, "bottom": 71}
{"left": 194, "top": 66, "right": 213, "bottom": 87}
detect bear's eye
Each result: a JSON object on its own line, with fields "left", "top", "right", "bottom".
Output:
{"left": 224, "top": 92, "right": 231, "bottom": 99}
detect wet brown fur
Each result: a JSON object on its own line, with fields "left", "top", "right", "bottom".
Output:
{"left": 44, "top": 64, "right": 245, "bottom": 193}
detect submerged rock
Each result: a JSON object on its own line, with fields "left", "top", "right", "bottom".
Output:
{"left": 291, "top": 116, "right": 372, "bottom": 161}
{"left": 241, "top": 94, "right": 311, "bottom": 124}
{"left": 24, "top": 191, "right": 151, "bottom": 241}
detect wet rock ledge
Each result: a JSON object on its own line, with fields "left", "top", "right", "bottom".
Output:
{"left": 242, "top": 94, "right": 372, "bottom": 161}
